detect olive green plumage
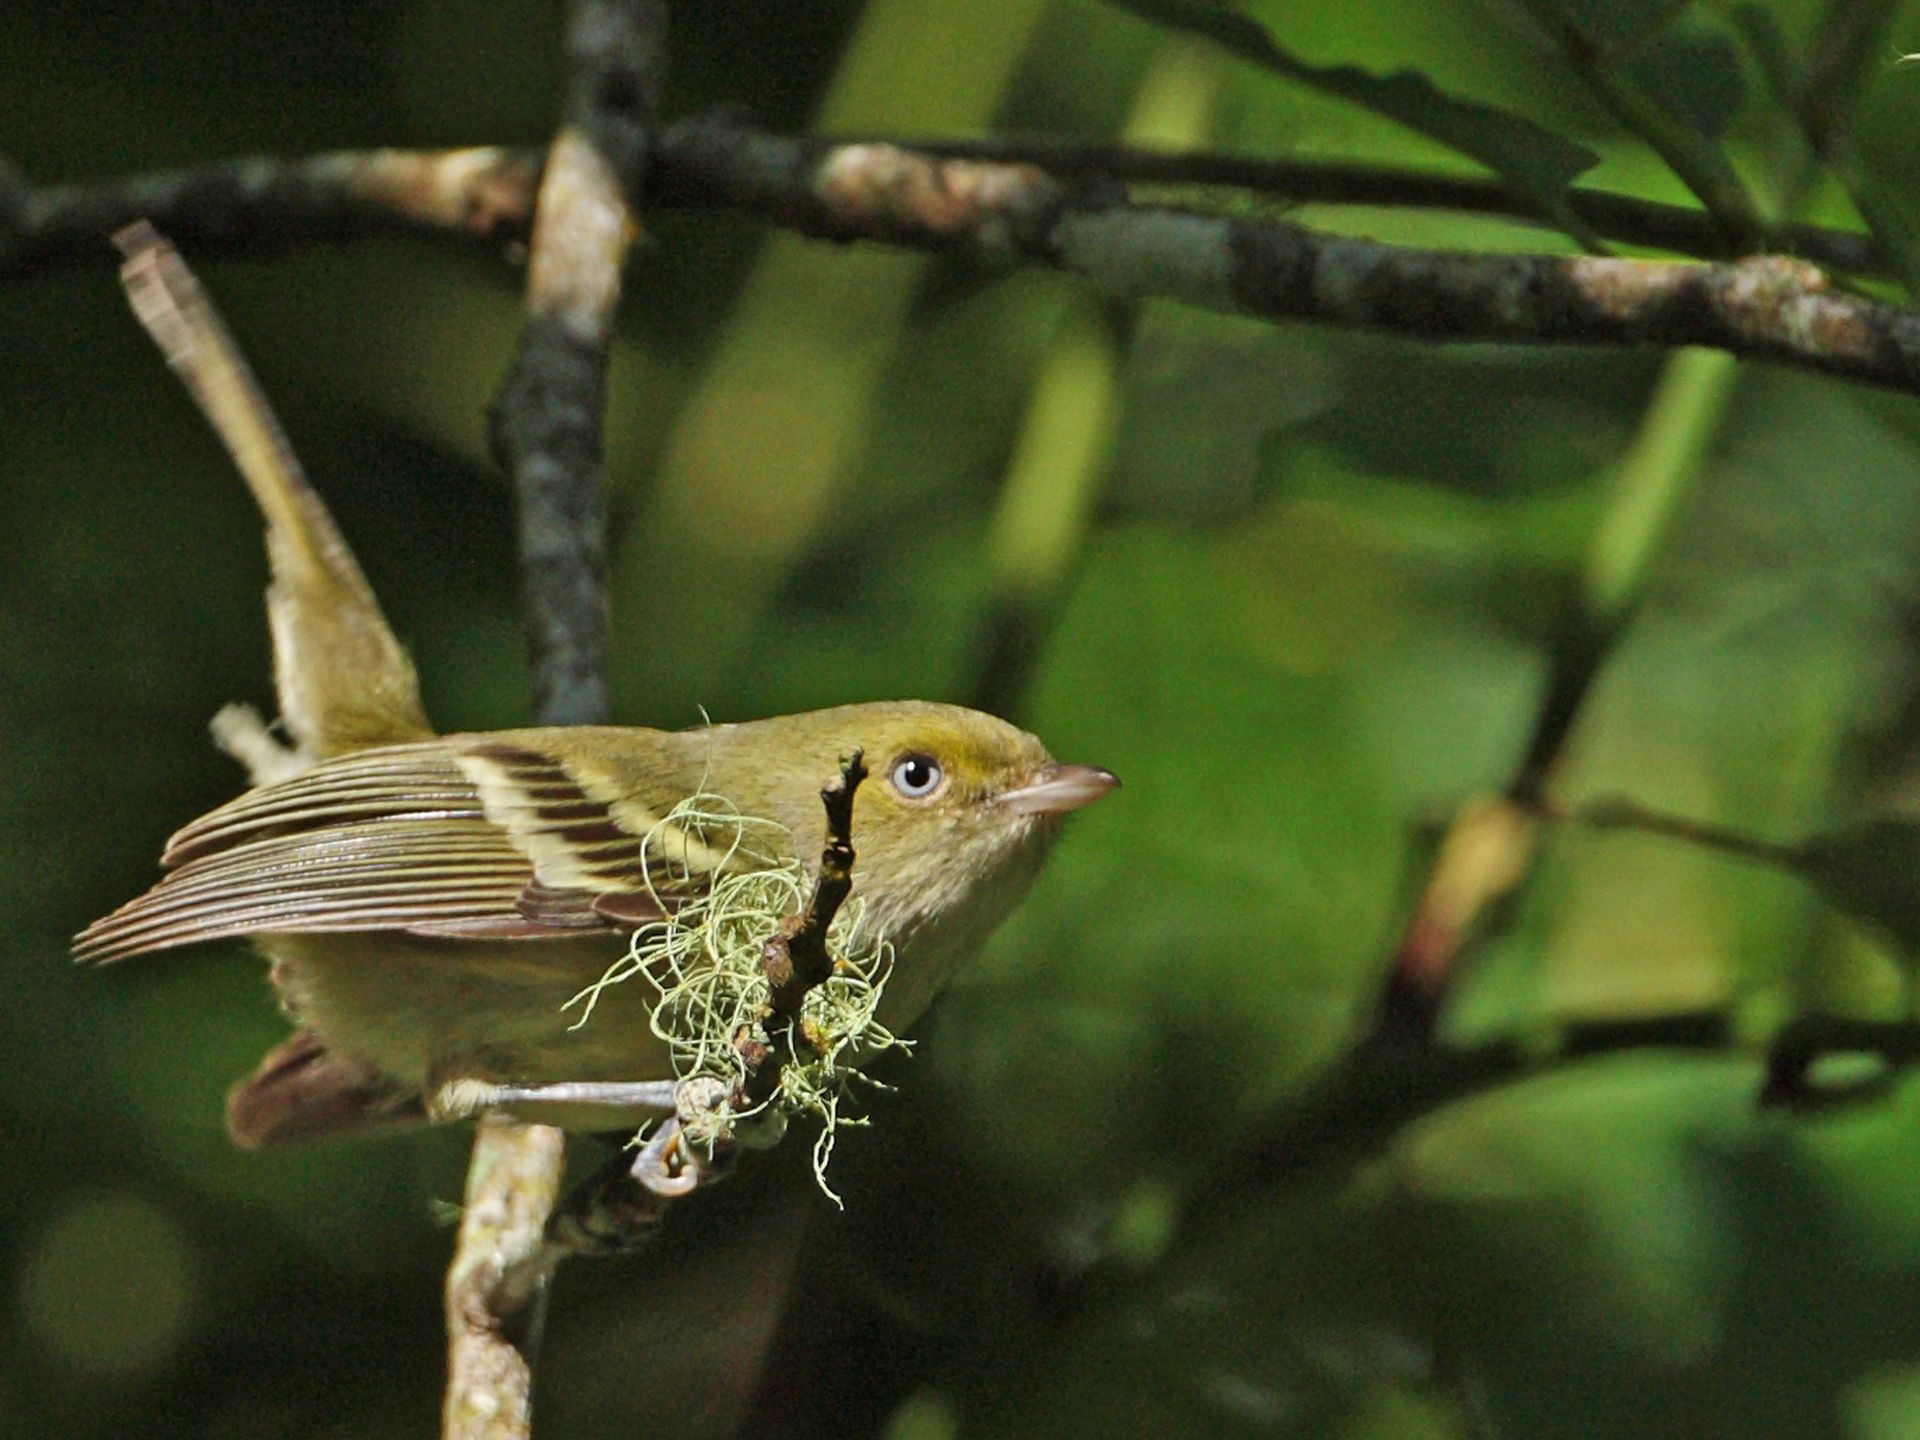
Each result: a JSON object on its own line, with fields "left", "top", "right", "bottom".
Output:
{"left": 81, "top": 226, "right": 1116, "bottom": 1152}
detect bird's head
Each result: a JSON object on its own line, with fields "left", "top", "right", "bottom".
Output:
{"left": 709, "top": 700, "right": 1116, "bottom": 1021}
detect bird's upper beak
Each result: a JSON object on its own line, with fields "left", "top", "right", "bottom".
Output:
{"left": 998, "top": 763, "right": 1120, "bottom": 816}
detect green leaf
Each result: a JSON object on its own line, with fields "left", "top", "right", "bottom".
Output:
{"left": 1096, "top": 0, "right": 1599, "bottom": 224}
{"left": 1574, "top": 805, "right": 1920, "bottom": 957}
{"left": 1625, "top": 20, "right": 1746, "bottom": 140}
{"left": 1796, "top": 815, "right": 1920, "bottom": 955}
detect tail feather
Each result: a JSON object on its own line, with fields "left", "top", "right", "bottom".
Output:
{"left": 226, "top": 1029, "right": 425, "bottom": 1149}
{"left": 113, "top": 221, "right": 432, "bottom": 757}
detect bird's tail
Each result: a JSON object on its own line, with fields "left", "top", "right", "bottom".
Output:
{"left": 113, "top": 221, "right": 432, "bottom": 758}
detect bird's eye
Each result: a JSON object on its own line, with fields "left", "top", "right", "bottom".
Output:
{"left": 890, "top": 753, "right": 943, "bottom": 799}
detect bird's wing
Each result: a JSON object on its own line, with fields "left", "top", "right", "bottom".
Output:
{"left": 73, "top": 736, "right": 734, "bottom": 963}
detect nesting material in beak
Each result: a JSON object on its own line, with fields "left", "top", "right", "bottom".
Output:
{"left": 998, "top": 763, "right": 1120, "bottom": 816}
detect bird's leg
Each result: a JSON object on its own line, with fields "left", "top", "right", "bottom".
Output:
{"left": 430, "top": 1078, "right": 679, "bottom": 1123}
{"left": 486, "top": 1080, "right": 681, "bottom": 1111}
{"left": 430, "top": 1080, "right": 727, "bottom": 1194}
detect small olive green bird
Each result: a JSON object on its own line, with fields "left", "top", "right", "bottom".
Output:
{"left": 77, "top": 226, "right": 1115, "bottom": 1191}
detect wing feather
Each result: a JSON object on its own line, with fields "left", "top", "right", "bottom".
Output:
{"left": 75, "top": 736, "right": 685, "bottom": 964}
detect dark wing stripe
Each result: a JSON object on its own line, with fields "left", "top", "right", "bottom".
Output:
{"left": 532, "top": 801, "right": 606, "bottom": 823}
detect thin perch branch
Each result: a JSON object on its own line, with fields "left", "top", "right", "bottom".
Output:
{"left": 762, "top": 751, "right": 867, "bottom": 1020}
{"left": 443, "top": 1119, "right": 569, "bottom": 1440}
{"left": 444, "top": 3, "right": 665, "bottom": 1439}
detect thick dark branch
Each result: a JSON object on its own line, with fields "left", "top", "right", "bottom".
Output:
{"left": 488, "top": 3, "right": 662, "bottom": 725}
{"left": 647, "top": 118, "right": 1920, "bottom": 398}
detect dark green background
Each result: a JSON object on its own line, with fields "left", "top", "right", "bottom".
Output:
{"left": 9, "top": 1, "right": 1920, "bottom": 1435}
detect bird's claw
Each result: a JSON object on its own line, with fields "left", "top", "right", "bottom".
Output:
{"left": 630, "top": 1117, "right": 702, "bottom": 1196}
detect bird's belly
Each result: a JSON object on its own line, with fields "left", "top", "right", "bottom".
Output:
{"left": 261, "top": 931, "right": 671, "bottom": 1099}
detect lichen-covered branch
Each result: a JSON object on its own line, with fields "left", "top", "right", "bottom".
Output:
{"left": 445, "top": 4, "right": 665, "bottom": 1439}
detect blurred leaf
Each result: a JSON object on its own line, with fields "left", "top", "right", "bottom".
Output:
{"left": 1626, "top": 16, "right": 1747, "bottom": 139}
{"left": 1573, "top": 801, "right": 1920, "bottom": 958}
{"left": 1549, "top": 0, "right": 1748, "bottom": 136}
{"left": 1095, "top": 0, "right": 1599, "bottom": 217}
{"left": 1797, "top": 815, "right": 1920, "bottom": 954}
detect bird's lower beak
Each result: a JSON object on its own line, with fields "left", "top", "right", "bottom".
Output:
{"left": 998, "top": 763, "right": 1119, "bottom": 816}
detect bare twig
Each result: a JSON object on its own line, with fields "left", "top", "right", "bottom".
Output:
{"left": 444, "top": 3, "right": 665, "bottom": 1438}
{"left": 1, "top": 147, "right": 540, "bottom": 275}
{"left": 761, "top": 751, "right": 867, "bottom": 1021}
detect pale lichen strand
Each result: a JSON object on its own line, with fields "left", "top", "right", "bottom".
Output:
{"left": 565, "top": 792, "right": 909, "bottom": 1203}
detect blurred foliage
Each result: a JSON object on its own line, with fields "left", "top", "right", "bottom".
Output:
{"left": 11, "top": 1, "right": 1920, "bottom": 1437}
